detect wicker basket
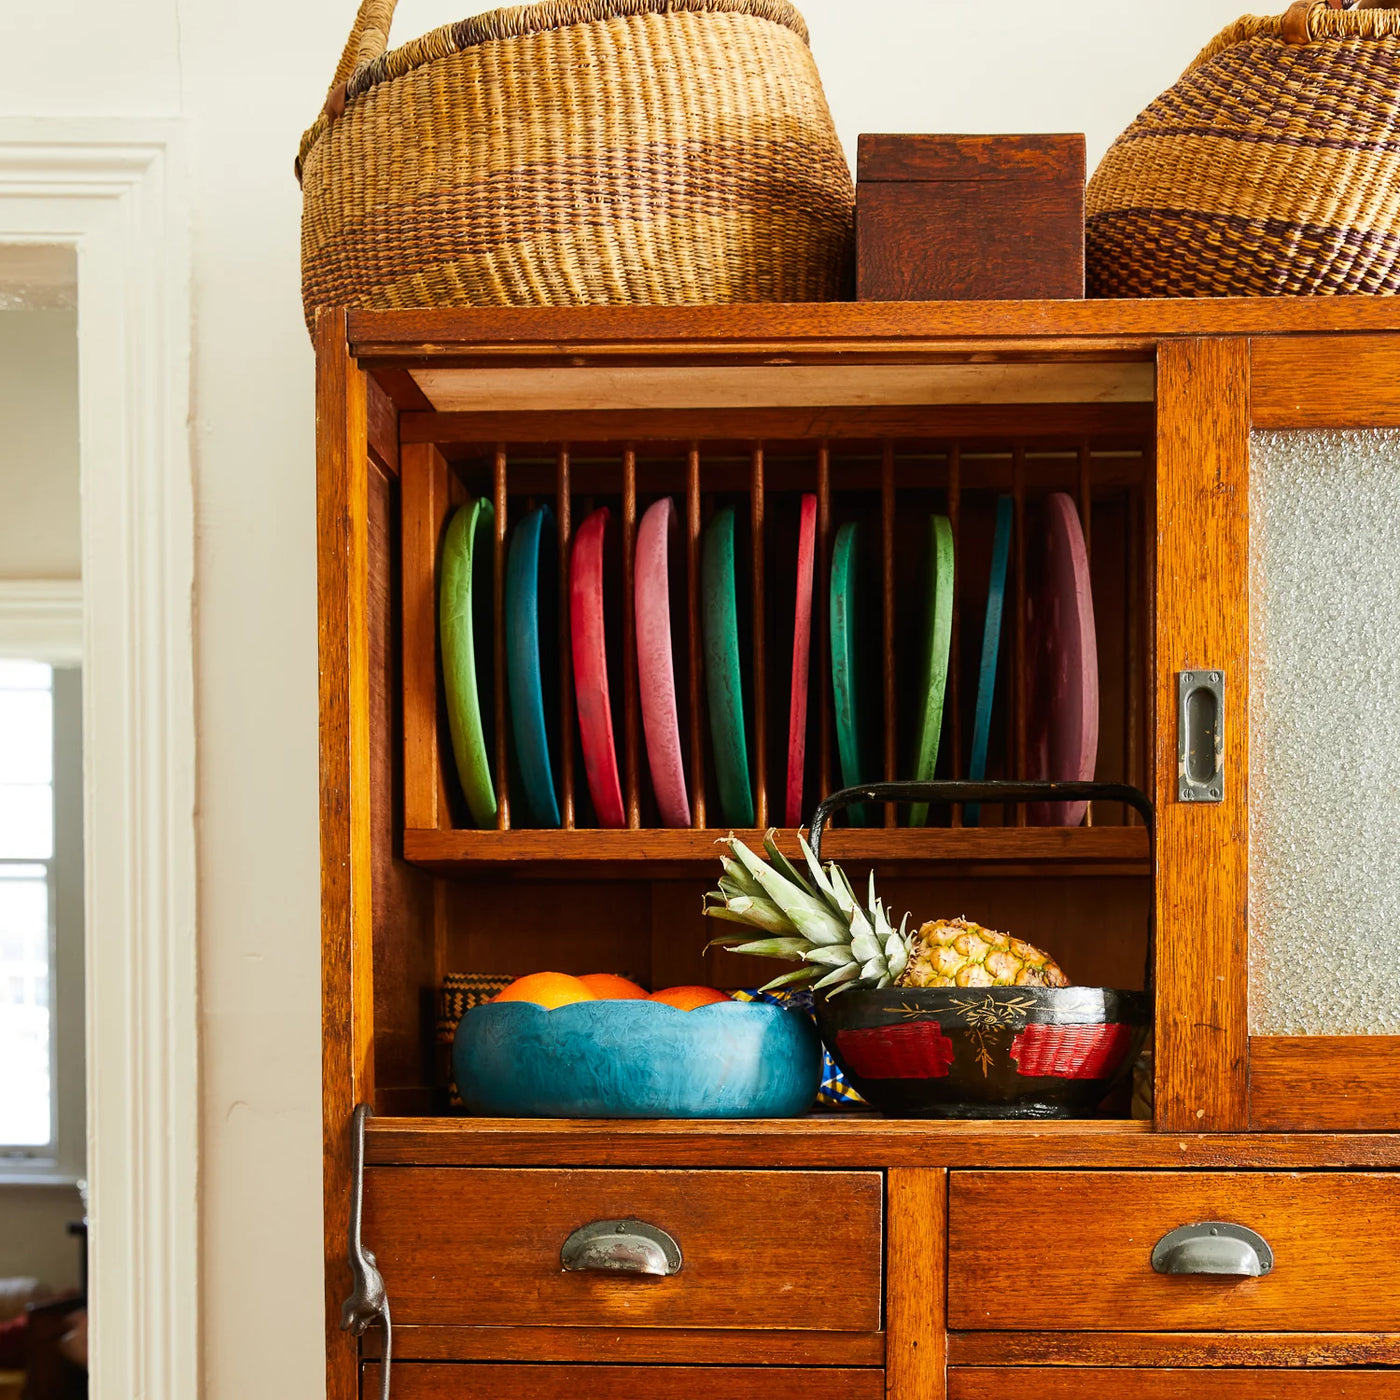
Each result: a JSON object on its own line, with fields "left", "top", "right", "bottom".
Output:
{"left": 1087, "top": 1, "right": 1400, "bottom": 296}
{"left": 297, "top": 0, "right": 854, "bottom": 323}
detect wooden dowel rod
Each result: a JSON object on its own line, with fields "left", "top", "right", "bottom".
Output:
{"left": 1012, "top": 444, "right": 1027, "bottom": 827}
{"left": 621, "top": 445, "right": 641, "bottom": 829}
{"left": 493, "top": 445, "right": 510, "bottom": 830}
{"left": 881, "top": 440, "right": 897, "bottom": 828}
{"left": 1079, "top": 441, "right": 1094, "bottom": 828}
{"left": 557, "top": 445, "right": 575, "bottom": 829}
{"left": 948, "top": 445, "right": 963, "bottom": 827}
{"left": 686, "top": 444, "right": 706, "bottom": 829}
{"left": 816, "top": 442, "right": 833, "bottom": 815}
{"left": 751, "top": 444, "right": 768, "bottom": 830}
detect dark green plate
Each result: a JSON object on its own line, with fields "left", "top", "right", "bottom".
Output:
{"left": 701, "top": 508, "right": 754, "bottom": 827}
{"left": 830, "top": 521, "right": 868, "bottom": 827}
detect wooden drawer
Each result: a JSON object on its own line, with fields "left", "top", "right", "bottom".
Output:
{"left": 362, "top": 1167, "right": 883, "bottom": 1331}
{"left": 948, "top": 1371, "right": 1398, "bottom": 1399}
{"left": 369, "top": 1365, "right": 884, "bottom": 1399}
{"left": 949, "top": 1171, "right": 1400, "bottom": 1332}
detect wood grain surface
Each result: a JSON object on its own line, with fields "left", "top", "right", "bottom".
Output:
{"left": 1252, "top": 334, "right": 1400, "bottom": 428}
{"left": 400, "top": 443, "right": 452, "bottom": 831}
{"left": 948, "top": 1370, "right": 1399, "bottom": 1400}
{"left": 858, "top": 133, "right": 1086, "bottom": 184}
{"left": 1153, "top": 338, "right": 1251, "bottom": 1131}
{"left": 948, "top": 1332, "right": 1400, "bottom": 1368}
{"left": 346, "top": 299, "right": 1400, "bottom": 361}
{"left": 887, "top": 1169, "right": 947, "bottom": 1400}
{"left": 314, "top": 308, "right": 372, "bottom": 1400}
{"left": 363, "top": 1119, "right": 1400, "bottom": 1171}
{"left": 1250, "top": 1036, "right": 1400, "bottom": 1130}
{"left": 400, "top": 824, "right": 1149, "bottom": 871}
{"left": 364, "top": 1326, "right": 885, "bottom": 1366}
{"left": 361, "top": 1167, "right": 883, "bottom": 1330}
{"left": 368, "top": 1365, "right": 885, "bottom": 1399}
{"left": 948, "top": 1171, "right": 1400, "bottom": 1332}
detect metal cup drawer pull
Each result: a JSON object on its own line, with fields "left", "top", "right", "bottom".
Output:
{"left": 561, "top": 1219, "right": 683, "bottom": 1277}
{"left": 1151, "top": 1221, "right": 1274, "bottom": 1278}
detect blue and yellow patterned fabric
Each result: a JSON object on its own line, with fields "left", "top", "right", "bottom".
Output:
{"left": 731, "top": 988, "right": 865, "bottom": 1110}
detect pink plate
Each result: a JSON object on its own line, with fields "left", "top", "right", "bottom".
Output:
{"left": 786, "top": 494, "right": 818, "bottom": 828}
{"left": 635, "top": 498, "right": 691, "bottom": 828}
{"left": 570, "top": 507, "right": 626, "bottom": 829}
{"left": 1026, "top": 492, "right": 1099, "bottom": 826}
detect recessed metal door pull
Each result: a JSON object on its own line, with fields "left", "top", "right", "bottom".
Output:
{"left": 342, "top": 1103, "right": 391, "bottom": 1400}
{"left": 1152, "top": 1221, "right": 1274, "bottom": 1277}
{"left": 561, "top": 1219, "right": 684, "bottom": 1276}
{"left": 1178, "top": 670, "right": 1225, "bottom": 804}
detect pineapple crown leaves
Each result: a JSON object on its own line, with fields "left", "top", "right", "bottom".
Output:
{"left": 703, "top": 830, "right": 915, "bottom": 996}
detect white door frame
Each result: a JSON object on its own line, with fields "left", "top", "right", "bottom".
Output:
{"left": 0, "top": 119, "right": 198, "bottom": 1400}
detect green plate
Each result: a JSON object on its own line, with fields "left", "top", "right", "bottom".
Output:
{"left": 440, "top": 496, "right": 497, "bottom": 828}
{"left": 829, "top": 521, "right": 868, "bottom": 827}
{"left": 909, "top": 515, "right": 955, "bottom": 827}
{"left": 701, "top": 508, "right": 754, "bottom": 827}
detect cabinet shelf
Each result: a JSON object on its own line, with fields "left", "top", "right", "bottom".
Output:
{"left": 402, "top": 823, "right": 1150, "bottom": 876}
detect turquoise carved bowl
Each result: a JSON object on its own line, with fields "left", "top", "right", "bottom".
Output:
{"left": 453, "top": 999, "right": 822, "bottom": 1119}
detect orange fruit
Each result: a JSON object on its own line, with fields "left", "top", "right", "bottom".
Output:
{"left": 649, "top": 985, "right": 731, "bottom": 1011}
{"left": 494, "top": 972, "right": 596, "bottom": 1010}
{"left": 578, "top": 973, "right": 649, "bottom": 1000}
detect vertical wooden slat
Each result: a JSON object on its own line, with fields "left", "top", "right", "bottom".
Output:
{"left": 557, "top": 446, "right": 576, "bottom": 829}
{"left": 1078, "top": 441, "right": 1094, "bottom": 828}
{"left": 817, "top": 443, "right": 833, "bottom": 809}
{"left": 887, "top": 1168, "right": 948, "bottom": 1400}
{"left": 751, "top": 444, "right": 768, "bottom": 829}
{"left": 401, "top": 442, "right": 451, "bottom": 831}
{"left": 1154, "top": 336, "right": 1250, "bottom": 1133}
{"left": 313, "top": 309, "right": 372, "bottom": 1400}
{"left": 493, "top": 446, "right": 510, "bottom": 830}
{"left": 947, "top": 446, "right": 963, "bottom": 826}
{"left": 686, "top": 444, "right": 707, "bottom": 829}
{"left": 1126, "top": 480, "right": 1142, "bottom": 820}
{"left": 1012, "top": 445, "right": 1027, "bottom": 824}
{"left": 881, "top": 440, "right": 897, "bottom": 827}
{"left": 622, "top": 445, "right": 641, "bottom": 828}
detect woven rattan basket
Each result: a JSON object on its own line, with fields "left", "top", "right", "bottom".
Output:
{"left": 298, "top": 0, "right": 854, "bottom": 323}
{"left": 1088, "top": 1, "right": 1400, "bottom": 296}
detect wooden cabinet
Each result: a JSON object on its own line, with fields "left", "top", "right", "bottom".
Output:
{"left": 318, "top": 301, "right": 1400, "bottom": 1400}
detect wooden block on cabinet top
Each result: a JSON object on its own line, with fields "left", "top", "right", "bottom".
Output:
{"left": 372, "top": 1365, "right": 886, "bottom": 1400}
{"left": 857, "top": 134, "right": 1085, "bottom": 302}
{"left": 948, "top": 1171, "right": 1400, "bottom": 1332}
{"left": 362, "top": 1167, "right": 883, "bottom": 1331}
{"left": 948, "top": 1370, "right": 1399, "bottom": 1400}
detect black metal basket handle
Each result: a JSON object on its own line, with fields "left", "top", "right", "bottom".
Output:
{"left": 807, "top": 780, "right": 1155, "bottom": 995}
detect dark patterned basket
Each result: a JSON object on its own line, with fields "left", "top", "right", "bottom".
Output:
{"left": 1088, "top": 2, "right": 1400, "bottom": 296}
{"left": 437, "top": 973, "right": 513, "bottom": 1108}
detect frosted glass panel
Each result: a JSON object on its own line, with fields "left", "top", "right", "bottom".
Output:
{"left": 1250, "top": 430, "right": 1400, "bottom": 1035}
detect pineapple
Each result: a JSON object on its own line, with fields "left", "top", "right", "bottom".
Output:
{"left": 704, "top": 831, "right": 1069, "bottom": 995}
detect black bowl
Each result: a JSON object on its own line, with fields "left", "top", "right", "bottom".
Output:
{"left": 814, "top": 986, "right": 1150, "bottom": 1119}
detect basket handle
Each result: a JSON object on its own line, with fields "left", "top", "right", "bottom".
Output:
{"left": 322, "top": 0, "right": 398, "bottom": 119}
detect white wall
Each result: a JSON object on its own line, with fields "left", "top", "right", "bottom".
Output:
{"left": 0, "top": 0, "right": 1248, "bottom": 1394}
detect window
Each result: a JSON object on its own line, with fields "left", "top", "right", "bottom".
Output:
{"left": 0, "top": 660, "right": 82, "bottom": 1175}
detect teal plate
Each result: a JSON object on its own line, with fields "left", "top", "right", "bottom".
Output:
{"left": 440, "top": 495, "right": 497, "bottom": 828}
{"left": 701, "top": 508, "right": 754, "bottom": 827}
{"left": 909, "top": 515, "right": 955, "bottom": 827}
{"left": 830, "top": 520, "right": 868, "bottom": 826}
{"left": 505, "top": 504, "right": 561, "bottom": 828}
{"left": 967, "top": 495, "right": 1013, "bottom": 826}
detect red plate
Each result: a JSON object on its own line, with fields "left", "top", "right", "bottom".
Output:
{"left": 786, "top": 494, "right": 817, "bottom": 828}
{"left": 1026, "top": 492, "right": 1099, "bottom": 826}
{"left": 635, "top": 498, "right": 691, "bottom": 828}
{"left": 570, "top": 507, "right": 626, "bottom": 828}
